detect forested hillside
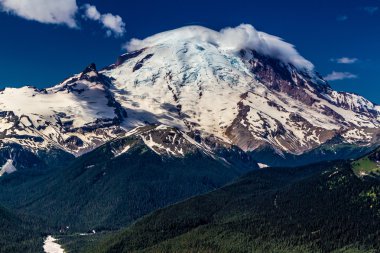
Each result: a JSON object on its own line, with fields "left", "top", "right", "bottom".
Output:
{"left": 91, "top": 159, "right": 380, "bottom": 253}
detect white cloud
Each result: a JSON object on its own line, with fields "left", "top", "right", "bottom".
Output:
{"left": 0, "top": 0, "right": 78, "bottom": 27}
{"left": 83, "top": 4, "right": 125, "bottom": 37}
{"left": 362, "top": 6, "right": 379, "bottom": 15}
{"left": 83, "top": 4, "right": 100, "bottom": 20}
{"left": 336, "top": 15, "right": 348, "bottom": 21}
{"left": 101, "top": 14, "right": 125, "bottom": 37}
{"left": 0, "top": 1, "right": 125, "bottom": 38}
{"left": 124, "top": 24, "right": 314, "bottom": 71}
{"left": 331, "top": 57, "right": 358, "bottom": 64}
{"left": 324, "top": 71, "right": 358, "bottom": 81}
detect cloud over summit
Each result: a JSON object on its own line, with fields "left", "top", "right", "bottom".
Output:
{"left": 125, "top": 24, "right": 314, "bottom": 71}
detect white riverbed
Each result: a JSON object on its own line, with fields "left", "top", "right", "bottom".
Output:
{"left": 43, "top": 236, "right": 65, "bottom": 253}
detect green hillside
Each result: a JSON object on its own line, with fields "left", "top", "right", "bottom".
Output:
{"left": 352, "top": 148, "right": 380, "bottom": 177}
{"left": 91, "top": 160, "right": 380, "bottom": 253}
{"left": 0, "top": 205, "right": 48, "bottom": 253}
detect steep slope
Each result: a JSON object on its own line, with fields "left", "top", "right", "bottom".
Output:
{"left": 0, "top": 205, "right": 47, "bottom": 253}
{"left": 102, "top": 25, "right": 380, "bottom": 155}
{"left": 352, "top": 147, "right": 380, "bottom": 177}
{"left": 0, "top": 63, "right": 126, "bottom": 157}
{"left": 249, "top": 137, "right": 375, "bottom": 167}
{"left": 0, "top": 126, "right": 257, "bottom": 231}
{"left": 1, "top": 24, "right": 380, "bottom": 166}
{"left": 91, "top": 158, "right": 380, "bottom": 253}
{"left": 0, "top": 142, "right": 74, "bottom": 176}
{"left": 0, "top": 25, "right": 380, "bottom": 169}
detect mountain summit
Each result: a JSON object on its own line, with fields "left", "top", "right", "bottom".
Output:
{"left": 1, "top": 24, "right": 380, "bottom": 163}
{"left": 103, "top": 25, "right": 380, "bottom": 154}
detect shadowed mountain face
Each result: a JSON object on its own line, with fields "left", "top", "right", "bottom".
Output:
{"left": 90, "top": 156, "right": 380, "bottom": 253}
{"left": 0, "top": 205, "right": 48, "bottom": 253}
{"left": 0, "top": 126, "right": 257, "bottom": 232}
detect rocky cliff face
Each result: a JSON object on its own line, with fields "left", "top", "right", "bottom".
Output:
{"left": 0, "top": 64, "right": 127, "bottom": 157}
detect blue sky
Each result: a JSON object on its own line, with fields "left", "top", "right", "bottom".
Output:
{"left": 0, "top": 0, "right": 380, "bottom": 103}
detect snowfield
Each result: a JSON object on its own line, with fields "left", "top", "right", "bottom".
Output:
{"left": 1, "top": 24, "right": 380, "bottom": 158}
{"left": 43, "top": 236, "right": 65, "bottom": 253}
{"left": 101, "top": 25, "right": 380, "bottom": 153}
{"left": 0, "top": 159, "right": 17, "bottom": 176}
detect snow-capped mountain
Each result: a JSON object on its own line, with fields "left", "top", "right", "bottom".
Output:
{"left": 0, "top": 64, "right": 127, "bottom": 156}
{"left": 1, "top": 24, "right": 380, "bottom": 164}
{"left": 102, "top": 25, "right": 380, "bottom": 154}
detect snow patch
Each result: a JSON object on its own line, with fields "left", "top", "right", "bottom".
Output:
{"left": 113, "top": 145, "right": 132, "bottom": 157}
{"left": 258, "top": 163, "right": 269, "bottom": 169}
{"left": 0, "top": 160, "right": 17, "bottom": 176}
{"left": 43, "top": 236, "right": 65, "bottom": 253}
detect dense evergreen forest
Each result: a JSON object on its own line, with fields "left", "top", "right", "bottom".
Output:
{"left": 89, "top": 159, "right": 380, "bottom": 253}
{"left": 1, "top": 144, "right": 379, "bottom": 253}
{"left": 0, "top": 205, "right": 49, "bottom": 252}
{"left": 0, "top": 137, "right": 251, "bottom": 231}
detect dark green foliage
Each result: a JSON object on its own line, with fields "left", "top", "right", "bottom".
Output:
{"left": 2, "top": 138, "right": 379, "bottom": 252}
{"left": 0, "top": 137, "right": 247, "bottom": 232}
{"left": 92, "top": 161, "right": 380, "bottom": 253}
{"left": 57, "top": 232, "right": 118, "bottom": 253}
{"left": 0, "top": 143, "right": 74, "bottom": 175}
{"left": 0, "top": 205, "right": 48, "bottom": 253}
{"left": 250, "top": 142, "right": 374, "bottom": 167}
{"left": 352, "top": 147, "right": 380, "bottom": 177}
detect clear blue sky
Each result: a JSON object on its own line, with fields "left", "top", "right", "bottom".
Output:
{"left": 0, "top": 0, "right": 379, "bottom": 103}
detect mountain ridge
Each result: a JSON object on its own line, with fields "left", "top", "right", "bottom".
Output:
{"left": 0, "top": 125, "right": 257, "bottom": 231}
{"left": 1, "top": 24, "right": 380, "bottom": 170}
